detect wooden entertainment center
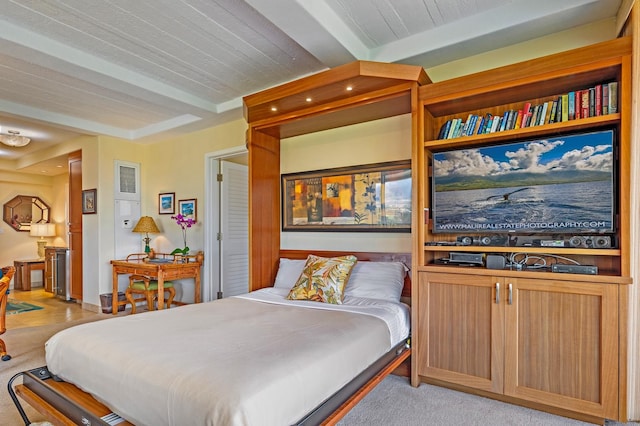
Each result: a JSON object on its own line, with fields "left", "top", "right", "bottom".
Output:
{"left": 414, "top": 37, "right": 632, "bottom": 423}
{"left": 243, "top": 37, "right": 633, "bottom": 424}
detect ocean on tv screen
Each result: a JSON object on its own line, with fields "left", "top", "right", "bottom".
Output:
{"left": 432, "top": 130, "right": 615, "bottom": 234}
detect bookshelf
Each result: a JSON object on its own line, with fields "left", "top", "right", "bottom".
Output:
{"left": 436, "top": 81, "right": 618, "bottom": 139}
{"left": 412, "top": 37, "right": 632, "bottom": 423}
{"left": 417, "top": 37, "right": 631, "bottom": 278}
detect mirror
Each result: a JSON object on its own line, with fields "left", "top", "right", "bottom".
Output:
{"left": 3, "top": 195, "right": 50, "bottom": 232}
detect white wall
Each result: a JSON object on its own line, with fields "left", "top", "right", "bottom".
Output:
{"left": 0, "top": 173, "right": 55, "bottom": 281}
{"left": 425, "top": 18, "right": 618, "bottom": 82}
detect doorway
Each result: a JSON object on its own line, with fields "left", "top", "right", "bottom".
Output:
{"left": 204, "top": 146, "right": 248, "bottom": 301}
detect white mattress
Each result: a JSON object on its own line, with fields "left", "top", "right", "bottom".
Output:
{"left": 45, "top": 289, "right": 410, "bottom": 425}
{"left": 237, "top": 287, "right": 410, "bottom": 345}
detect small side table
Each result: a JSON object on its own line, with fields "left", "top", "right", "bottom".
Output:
{"left": 13, "top": 259, "right": 45, "bottom": 291}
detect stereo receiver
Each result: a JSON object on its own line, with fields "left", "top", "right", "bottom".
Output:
{"left": 448, "top": 252, "right": 485, "bottom": 265}
{"left": 551, "top": 264, "right": 598, "bottom": 275}
{"left": 568, "top": 235, "right": 612, "bottom": 248}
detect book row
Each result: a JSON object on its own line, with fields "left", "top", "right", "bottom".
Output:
{"left": 437, "top": 81, "right": 618, "bottom": 140}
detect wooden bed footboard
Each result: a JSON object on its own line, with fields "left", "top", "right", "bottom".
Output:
{"left": 13, "top": 367, "right": 133, "bottom": 426}
{"left": 11, "top": 346, "right": 410, "bottom": 426}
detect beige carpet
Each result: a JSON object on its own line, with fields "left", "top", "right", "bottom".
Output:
{"left": 1, "top": 317, "right": 106, "bottom": 426}
{"left": 338, "top": 375, "right": 639, "bottom": 426}
{"left": 2, "top": 318, "right": 639, "bottom": 426}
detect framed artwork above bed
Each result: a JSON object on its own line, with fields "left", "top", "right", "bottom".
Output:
{"left": 281, "top": 160, "right": 411, "bottom": 232}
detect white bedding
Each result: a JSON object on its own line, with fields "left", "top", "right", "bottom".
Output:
{"left": 45, "top": 288, "right": 410, "bottom": 426}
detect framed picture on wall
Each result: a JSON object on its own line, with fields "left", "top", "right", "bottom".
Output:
{"left": 158, "top": 192, "right": 175, "bottom": 214}
{"left": 281, "top": 160, "right": 411, "bottom": 232}
{"left": 178, "top": 198, "right": 197, "bottom": 222}
{"left": 82, "top": 189, "right": 97, "bottom": 214}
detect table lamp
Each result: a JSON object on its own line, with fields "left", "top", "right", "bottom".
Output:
{"left": 30, "top": 223, "right": 56, "bottom": 258}
{"left": 132, "top": 216, "right": 160, "bottom": 253}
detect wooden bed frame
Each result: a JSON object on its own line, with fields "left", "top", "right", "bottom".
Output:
{"left": 10, "top": 250, "right": 412, "bottom": 426}
{"left": 13, "top": 345, "right": 410, "bottom": 426}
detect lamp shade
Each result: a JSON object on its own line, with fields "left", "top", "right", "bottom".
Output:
{"left": 132, "top": 216, "right": 160, "bottom": 234}
{"left": 31, "top": 222, "right": 56, "bottom": 258}
{"left": 30, "top": 223, "right": 56, "bottom": 237}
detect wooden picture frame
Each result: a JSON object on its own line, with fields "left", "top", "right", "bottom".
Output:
{"left": 158, "top": 192, "right": 175, "bottom": 215}
{"left": 82, "top": 189, "right": 97, "bottom": 214}
{"left": 178, "top": 198, "right": 197, "bottom": 222}
{"left": 281, "top": 160, "right": 411, "bottom": 232}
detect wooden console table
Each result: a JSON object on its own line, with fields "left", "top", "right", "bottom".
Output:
{"left": 13, "top": 259, "right": 45, "bottom": 291}
{"left": 110, "top": 257, "right": 202, "bottom": 315}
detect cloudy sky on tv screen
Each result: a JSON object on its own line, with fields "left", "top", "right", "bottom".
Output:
{"left": 432, "top": 130, "right": 614, "bottom": 233}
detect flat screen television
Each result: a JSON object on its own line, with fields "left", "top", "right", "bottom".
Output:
{"left": 431, "top": 129, "right": 616, "bottom": 235}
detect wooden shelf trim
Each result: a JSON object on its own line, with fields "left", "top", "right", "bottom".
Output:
{"left": 421, "top": 61, "right": 622, "bottom": 117}
{"left": 251, "top": 82, "right": 417, "bottom": 138}
{"left": 424, "top": 113, "right": 620, "bottom": 149}
{"left": 415, "top": 265, "right": 632, "bottom": 284}
{"left": 423, "top": 245, "right": 621, "bottom": 256}
{"left": 419, "top": 37, "right": 630, "bottom": 107}
{"left": 244, "top": 60, "right": 429, "bottom": 123}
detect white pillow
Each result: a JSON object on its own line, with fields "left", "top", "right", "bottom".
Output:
{"left": 344, "top": 261, "right": 408, "bottom": 302}
{"left": 273, "top": 258, "right": 306, "bottom": 289}
{"left": 274, "top": 258, "right": 408, "bottom": 302}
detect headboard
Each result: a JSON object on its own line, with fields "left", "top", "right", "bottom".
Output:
{"left": 279, "top": 249, "right": 411, "bottom": 299}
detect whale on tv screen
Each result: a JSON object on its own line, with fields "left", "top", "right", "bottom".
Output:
{"left": 431, "top": 129, "right": 615, "bottom": 234}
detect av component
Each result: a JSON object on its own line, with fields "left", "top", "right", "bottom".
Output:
{"left": 487, "top": 235, "right": 509, "bottom": 246}
{"left": 456, "top": 236, "right": 474, "bottom": 246}
{"left": 593, "top": 235, "right": 612, "bottom": 248}
{"left": 551, "top": 264, "right": 598, "bottom": 275}
{"left": 477, "top": 236, "right": 492, "bottom": 246}
{"left": 456, "top": 235, "right": 506, "bottom": 246}
{"left": 539, "top": 239, "right": 567, "bottom": 247}
{"left": 448, "top": 252, "right": 485, "bottom": 265}
{"left": 486, "top": 254, "right": 506, "bottom": 270}
{"left": 568, "top": 235, "right": 612, "bottom": 249}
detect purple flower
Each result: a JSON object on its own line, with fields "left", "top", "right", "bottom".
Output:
{"left": 170, "top": 214, "right": 196, "bottom": 254}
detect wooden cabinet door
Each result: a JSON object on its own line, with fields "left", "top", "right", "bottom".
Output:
{"left": 68, "top": 151, "right": 83, "bottom": 300}
{"left": 417, "top": 271, "right": 504, "bottom": 393}
{"left": 504, "top": 278, "right": 619, "bottom": 419}
{"left": 44, "top": 248, "right": 54, "bottom": 293}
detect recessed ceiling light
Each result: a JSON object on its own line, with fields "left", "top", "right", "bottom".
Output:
{"left": 271, "top": 106, "right": 277, "bottom": 112}
{"left": 306, "top": 97, "right": 312, "bottom": 102}
{"left": 346, "top": 86, "right": 353, "bottom": 91}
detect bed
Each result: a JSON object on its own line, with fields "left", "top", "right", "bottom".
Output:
{"left": 11, "top": 251, "right": 412, "bottom": 425}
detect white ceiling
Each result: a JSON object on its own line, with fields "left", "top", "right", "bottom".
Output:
{"left": 0, "top": 0, "right": 623, "bottom": 174}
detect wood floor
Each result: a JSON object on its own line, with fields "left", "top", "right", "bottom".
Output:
{"left": 7, "top": 287, "right": 104, "bottom": 330}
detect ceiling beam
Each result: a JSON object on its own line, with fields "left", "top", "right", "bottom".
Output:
{"left": 0, "top": 19, "right": 219, "bottom": 113}
{"left": 246, "top": 0, "right": 362, "bottom": 67}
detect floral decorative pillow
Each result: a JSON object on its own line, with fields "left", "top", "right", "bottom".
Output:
{"left": 287, "top": 255, "right": 357, "bottom": 304}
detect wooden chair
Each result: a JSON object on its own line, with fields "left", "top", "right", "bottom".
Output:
{"left": 125, "top": 252, "right": 149, "bottom": 263}
{"left": 125, "top": 274, "right": 175, "bottom": 314}
{"left": 124, "top": 253, "right": 175, "bottom": 314}
{"left": 0, "top": 266, "right": 16, "bottom": 361}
